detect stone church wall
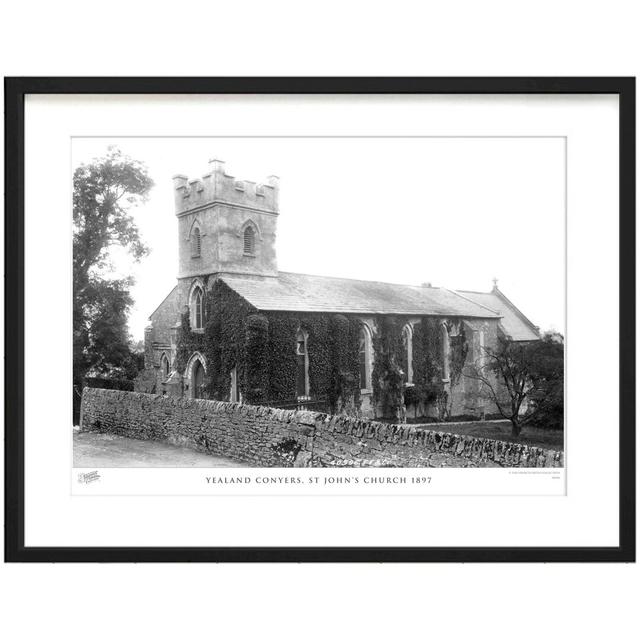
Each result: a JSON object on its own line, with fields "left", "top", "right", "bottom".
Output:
{"left": 81, "top": 388, "right": 563, "bottom": 468}
{"left": 149, "top": 286, "right": 181, "bottom": 349}
{"left": 153, "top": 288, "right": 505, "bottom": 421}
{"left": 142, "top": 286, "right": 183, "bottom": 393}
{"left": 448, "top": 317, "right": 501, "bottom": 417}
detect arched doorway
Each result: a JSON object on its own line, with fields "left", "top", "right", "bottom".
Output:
{"left": 192, "top": 359, "right": 205, "bottom": 399}
{"left": 185, "top": 352, "right": 207, "bottom": 399}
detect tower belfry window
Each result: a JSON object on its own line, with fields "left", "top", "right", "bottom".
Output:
{"left": 191, "top": 227, "right": 201, "bottom": 257}
{"left": 243, "top": 226, "right": 256, "bottom": 255}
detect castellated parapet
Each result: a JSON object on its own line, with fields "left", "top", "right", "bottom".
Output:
{"left": 173, "top": 159, "right": 279, "bottom": 216}
{"left": 174, "top": 159, "right": 280, "bottom": 283}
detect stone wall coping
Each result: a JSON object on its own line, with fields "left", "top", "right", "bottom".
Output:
{"left": 413, "top": 419, "right": 511, "bottom": 428}
{"left": 81, "top": 388, "right": 564, "bottom": 465}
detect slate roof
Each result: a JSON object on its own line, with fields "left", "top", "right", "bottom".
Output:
{"left": 453, "top": 289, "right": 540, "bottom": 341}
{"left": 220, "top": 271, "right": 501, "bottom": 318}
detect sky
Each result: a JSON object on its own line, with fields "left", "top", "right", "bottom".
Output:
{"left": 72, "top": 137, "right": 566, "bottom": 341}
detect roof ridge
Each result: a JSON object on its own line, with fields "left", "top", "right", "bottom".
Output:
{"left": 277, "top": 270, "right": 442, "bottom": 290}
{"left": 220, "top": 274, "right": 502, "bottom": 318}
{"left": 455, "top": 288, "right": 492, "bottom": 295}
{"left": 445, "top": 289, "right": 501, "bottom": 317}
{"left": 491, "top": 288, "right": 541, "bottom": 336}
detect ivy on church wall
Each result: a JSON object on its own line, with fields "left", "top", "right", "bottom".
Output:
{"left": 174, "top": 279, "right": 362, "bottom": 410}
{"left": 327, "top": 314, "right": 361, "bottom": 416}
{"left": 261, "top": 311, "right": 361, "bottom": 412}
{"left": 174, "top": 312, "right": 206, "bottom": 375}
{"left": 412, "top": 318, "right": 445, "bottom": 405}
{"left": 175, "top": 274, "right": 212, "bottom": 377}
{"left": 174, "top": 278, "right": 471, "bottom": 422}
{"left": 205, "top": 281, "right": 256, "bottom": 400}
{"left": 174, "top": 279, "right": 254, "bottom": 401}
{"left": 449, "top": 328, "right": 469, "bottom": 386}
{"left": 371, "top": 317, "right": 406, "bottom": 420}
{"left": 370, "top": 316, "right": 470, "bottom": 421}
{"left": 245, "top": 313, "right": 270, "bottom": 405}
{"left": 411, "top": 317, "right": 469, "bottom": 420}
{"left": 261, "top": 313, "right": 298, "bottom": 403}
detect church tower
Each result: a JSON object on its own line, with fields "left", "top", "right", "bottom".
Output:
{"left": 173, "top": 159, "right": 279, "bottom": 282}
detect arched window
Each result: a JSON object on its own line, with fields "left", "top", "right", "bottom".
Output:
{"left": 441, "top": 322, "right": 451, "bottom": 382}
{"left": 243, "top": 225, "right": 256, "bottom": 255}
{"left": 194, "top": 288, "right": 203, "bottom": 329}
{"left": 295, "top": 329, "right": 309, "bottom": 399}
{"left": 402, "top": 324, "right": 413, "bottom": 384}
{"left": 160, "top": 353, "right": 170, "bottom": 379}
{"left": 190, "top": 285, "right": 204, "bottom": 330}
{"left": 477, "top": 323, "right": 487, "bottom": 366}
{"left": 191, "top": 227, "right": 201, "bottom": 257}
{"left": 230, "top": 366, "right": 239, "bottom": 402}
{"left": 358, "top": 324, "right": 372, "bottom": 390}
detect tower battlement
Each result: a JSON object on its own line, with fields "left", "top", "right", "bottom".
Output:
{"left": 172, "top": 159, "right": 279, "bottom": 216}
{"left": 173, "top": 158, "right": 280, "bottom": 281}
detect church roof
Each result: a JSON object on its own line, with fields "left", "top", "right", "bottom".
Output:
{"left": 453, "top": 289, "right": 540, "bottom": 341}
{"left": 220, "top": 271, "right": 501, "bottom": 318}
{"left": 148, "top": 285, "right": 179, "bottom": 321}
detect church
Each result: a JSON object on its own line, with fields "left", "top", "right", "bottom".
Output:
{"left": 138, "top": 159, "right": 540, "bottom": 421}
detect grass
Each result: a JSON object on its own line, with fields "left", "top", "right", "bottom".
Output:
{"left": 414, "top": 420, "right": 564, "bottom": 451}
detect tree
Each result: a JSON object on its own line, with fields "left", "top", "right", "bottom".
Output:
{"left": 522, "top": 332, "right": 564, "bottom": 432}
{"left": 73, "top": 146, "right": 154, "bottom": 395}
{"left": 465, "top": 333, "right": 564, "bottom": 438}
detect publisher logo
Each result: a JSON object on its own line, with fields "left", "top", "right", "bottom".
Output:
{"left": 77, "top": 470, "right": 101, "bottom": 484}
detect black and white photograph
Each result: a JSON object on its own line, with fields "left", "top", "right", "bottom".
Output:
{"left": 73, "top": 136, "right": 565, "bottom": 472}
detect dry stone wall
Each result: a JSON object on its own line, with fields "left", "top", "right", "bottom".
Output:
{"left": 80, "top": 388, "right": 564, "bottom": 468}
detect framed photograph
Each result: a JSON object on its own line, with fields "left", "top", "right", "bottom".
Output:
{"left": 4, "top": 77, "right": 635, "bottom": 562}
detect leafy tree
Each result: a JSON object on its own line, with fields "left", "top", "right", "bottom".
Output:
{"left": 523, "top": 332, "right": 564, "bottom": 432}
{"left": 465, "top": 332, "right": 564, "bottom": 438}
{"left": 73, "top": 146, "right": 154, "bottom": 395}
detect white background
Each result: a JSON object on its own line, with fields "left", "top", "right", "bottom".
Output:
{"left": 28, "top": 93, "right": 609, "bottom": 542}
{"left": 1, "top": 2, "right": 638, "bottom": 640}
{"left": 21, "top": 88, "right": 623, "bottom": 617}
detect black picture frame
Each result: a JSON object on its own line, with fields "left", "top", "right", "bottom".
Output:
{"left": 4, "top": 77, "right": 635, "bottom": 563}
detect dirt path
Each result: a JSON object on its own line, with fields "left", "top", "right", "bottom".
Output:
{"left": 73, "top": 431, "right": 242, "bottom": 468}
